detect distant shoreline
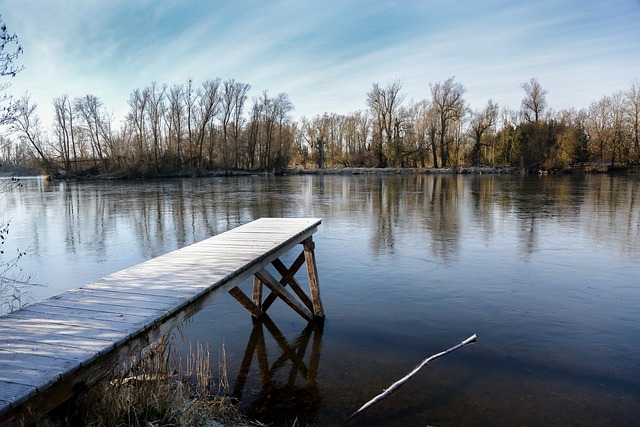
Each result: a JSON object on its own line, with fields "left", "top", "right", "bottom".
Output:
{"left": 290, "top": 166, "right": 518, "bottom": 175}
{"left": 4, "top": 164, "right": 638, "bottom": 180}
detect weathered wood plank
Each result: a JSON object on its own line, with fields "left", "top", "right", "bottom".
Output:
{"left": 0, "top": 352, "right": 82, "bottom": 392}
{"left": 21, "top": 304, "right": 150, "bottom": 327}
{"left": 53, "top": 289, "right": 184, "bottom": 312}
{"left": 0, "top": 332, "right": 112, "bottom": 354}
{"left": 0, "top": 360, "right": 75, "bottom": 395}
{"left": 0, "top": 337, "right": 99, "bottom": 361}
{"left": 0, "top": 325, "right": 120, "bottom": 347}
{"left": 77, "top": 283, "right": 195, "bottom": 302}
{"left": 0, "top": 317, "right": 124, "bottom": 342}
{"left": 0, "top": 383, "right": 36, "bottom": 416}
{"left": 35, "top": 298, "right": 164, "bottom": 320}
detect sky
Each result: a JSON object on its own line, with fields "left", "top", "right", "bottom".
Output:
{"left": 1, "top": 0, "right": 639, "bottom": 130}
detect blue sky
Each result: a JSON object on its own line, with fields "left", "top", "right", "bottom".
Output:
{"left": 2, "top": 0, "right": 639, "bottom": 129}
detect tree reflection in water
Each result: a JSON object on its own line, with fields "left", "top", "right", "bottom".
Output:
{"left": 233, "top": 315, "right": 323, "bottom": 425}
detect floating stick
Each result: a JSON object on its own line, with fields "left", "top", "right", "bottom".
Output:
{"left": 345, "top": 334, "right": 477, "bottom": 424}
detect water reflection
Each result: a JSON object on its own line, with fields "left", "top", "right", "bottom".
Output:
{"left": 3, "top": 174, "right": 640, "bottom": 425}
{"left": 233, "top": 316, "right": 323, "bottom": 425}
{"left": 2, "top": 174, "right": 639, "bottom": 303}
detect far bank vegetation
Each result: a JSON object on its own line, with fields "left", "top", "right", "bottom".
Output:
{"left": 3, "top": 76, "right": 640, "bottom": 177}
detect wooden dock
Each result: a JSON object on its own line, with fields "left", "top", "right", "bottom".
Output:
{"left": 0, "top": 217, "right": 323, "bottom": 426}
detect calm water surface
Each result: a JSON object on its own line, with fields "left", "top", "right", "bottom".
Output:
{"left": 2, "top": 174, "right": 639, "bottom": 426}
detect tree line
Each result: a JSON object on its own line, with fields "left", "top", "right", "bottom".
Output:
{"left": 2, "top": 74, "right": 640, "bottom": 176}
{"left": 2, "top": 78, "right": 298, "bottom": 177}
{"left": 302, "top": 77, "right": 640, "bottom": 171}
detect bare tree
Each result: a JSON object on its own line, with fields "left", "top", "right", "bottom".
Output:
{"left": 424, "top": 103, "right": 439, "bottom": 168}
{"left": 303, "top": 114, "right": 327, "bottom": 168}
{"left": 195, "top": 78, "right": 221, "bottom": 168}
{"left": 586, "top": 95, "right": 613, "bottom": 164}
{"left": 127, "top": 88, "right": 149, "bottom": 165}
{"left": 587, "top": 92, "right": 633, "bottom": 166}
{"left": 625, "top": 80, "right": 640, "bottom": 162}
{"left": 518, "top": 78, "right": 550, "bottom": 167}
{"left": 52, "top": 94, "right": 76, "bottom": 173}
{"left": 145, "top": 82, "right": 167, "bottom": 173}
{"left": 167, "top": 83, "right": 185, "bottom": 166}
{"left": 97, "top": 109, "right": 119, "bottom": 169}
{"left": 256, "top": 91, "right": 275, "bottom": 169}
{"left": 246, "top": 96, "right": 262, "bottom": 169}
{"left": 367, "top": 79, "right": 405, "bottom": 167}
{"left": 401, "top": 100, "right": 431, "bottom": 168}
{"left": 521, "top": 78, "right": 547, "bottom": 124}
{"left": 450, "top": 106, "right": 469, "bottom": 167}
{"left": 11, "top": 94, "right": 50, "bottom": 169}
{"left": 470, "top": 99, "right": 499, "bottom": 166}
{"left": 231, "top": 81, "right": 250, "bottom": 168}
{"left": 272, "top": 92, "right": 294, "bottom": 169}
{"left": 495, "top": 107, "right": 522, "bottom": 166}
{"left": 185, "top": 79, "right": 196, "bottom": 167}
{"left": 220, "top": 79, "right": 235, "bottom": 168}
{"left": 554, "top": 108, "right": 586, "bottom": 168}
{"left": 430, "top": 77, "right": 466, "bottom": 168}
{"left": 220, "top": 79, "right": 250, "bottom": 169}
{"left": 608, "top": 91, "right": 627, "bottom": 165}
{"left": 75, "top": 94, "right": 109, "bottom": 171}
{"left": 340, "top": 112, "right": 362, "bottom": 166}
{"left": 356, "top": 111, "right": 372, "bottom": 165}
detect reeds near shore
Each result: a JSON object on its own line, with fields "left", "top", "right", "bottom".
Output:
{"left": 40, "top": 335, "right": 254, "bottom": 427}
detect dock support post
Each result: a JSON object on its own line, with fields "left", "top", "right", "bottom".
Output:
{"left": 303, "top": 236, "right": 324, "bottom": 318}
{"left": 252, "top": 276, "right": 263, "bottom": 309}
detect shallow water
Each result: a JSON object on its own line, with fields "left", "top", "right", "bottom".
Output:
{"left": 2, "top": 174, "right": 639, "bottom": 426}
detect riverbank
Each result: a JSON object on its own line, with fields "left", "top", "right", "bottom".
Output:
{"left": 291, "top": 166, "right": 518, "bottom": 175}
{"left": 5, "top": 163, "right": 639, "bottom": 181}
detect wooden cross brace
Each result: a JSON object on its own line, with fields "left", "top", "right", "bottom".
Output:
{"left": 228, "top": 236, "right": 324, "bottom": 321}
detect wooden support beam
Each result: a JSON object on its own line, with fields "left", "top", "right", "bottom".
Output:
{"left": 255, "top": 269, "right": 314, "bottom": 321}
{"left": 303, "top": 237, "right": 325, "bottom": 317}
{"left": 228, "top": 286, "right": 263, "bottom": 318}
{"left": 261, "top": 256, "right": 296, "bottom": 312}
{"left": 272, "top": 254, "right": 315, "bottom": 312}
{"left": 262, "top": 253, "right": 313, "bottom": 313}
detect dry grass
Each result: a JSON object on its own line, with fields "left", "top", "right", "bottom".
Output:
{"left": 40, "top": 336, "right": 255, "bottom": 427}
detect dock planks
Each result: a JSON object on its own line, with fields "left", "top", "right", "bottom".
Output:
{"left": 0, "top": 217, "right": 323, "bottom": 426}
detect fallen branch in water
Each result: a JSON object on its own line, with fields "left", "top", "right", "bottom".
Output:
{"left": 345, "top": 334, "right": 477, "bottom": 425}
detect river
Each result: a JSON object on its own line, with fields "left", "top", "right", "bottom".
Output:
{"left": 2, "top": 173, "right": 639, "bottom": 426}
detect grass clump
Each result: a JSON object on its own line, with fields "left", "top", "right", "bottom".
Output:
{"left": 42, "top": 336, "right": 254, "bottom": 427}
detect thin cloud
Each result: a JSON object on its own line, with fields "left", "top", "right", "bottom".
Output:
{"left": 1, "top": 0, "right": 638, "bottom": 129}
